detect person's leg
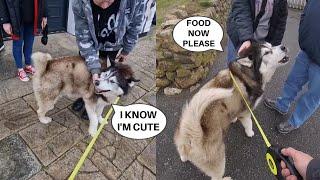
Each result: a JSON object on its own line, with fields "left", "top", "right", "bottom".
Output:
{"left": 275, "top": 51, "right": 310, "bottom": 113}
{"left": 108, "top": 50, "right": 119, "bottom": 66}
{"left": 23, "top": 24, "right": 35, "bottom": 66}
{"left": 288, "top": 61, "right": 320, "bottom": 128}
{"left": 226, "top": 38, "right": 238, "bottom": 64}
{"left": 12, "top": 31, "right": 24, "bottom": 69}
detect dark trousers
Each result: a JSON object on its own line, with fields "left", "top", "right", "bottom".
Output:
{"left": 99, "top": 50, "right": 119, "bottom": 67}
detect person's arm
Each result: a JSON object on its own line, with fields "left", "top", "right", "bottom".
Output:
{"left": 121, "top": 0, "right": 146, "bottom": 55}
{"left": 232, "top": 0, "right": 254, "bottom": 44}
{"left": 271, "top": 0, "right": 288, "bottom": 46}
{"left": 306, "top": 159, "right": 320, "bottom": 180}
{"left": 72, "top": 0, "right": 100, "bottom": 75}
{"left": 0, "top": 0, "right": 10, "bottom": 24}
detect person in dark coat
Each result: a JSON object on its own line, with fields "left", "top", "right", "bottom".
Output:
{"left": 226, "top": 0, "right": 288, "bottom": 62}
{"left": 264, "top": 0, "right": 320, "bottom": 134}
{"left": 0, "top": 0, "right": 48, "bottom": 81}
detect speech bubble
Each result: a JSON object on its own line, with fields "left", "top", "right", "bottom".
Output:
{"left": 173, "top": 16, "right": 223, "bottom": 52}
{"left": 112, "top": 104, "right": 167, "bottom": 140}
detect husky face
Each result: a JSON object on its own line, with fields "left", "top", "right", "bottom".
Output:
{"left": 240, "top": 42, "right": 289, "bottom": 85}
{"left": 95, "top": 64, "right": 139, "bottom": 96}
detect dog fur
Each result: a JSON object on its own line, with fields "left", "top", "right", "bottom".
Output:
{"left": 32, "top": 52, "right": 137, "bottom": 136}
{"left": 174, "top": 42, "right": 289, "bottom": 180}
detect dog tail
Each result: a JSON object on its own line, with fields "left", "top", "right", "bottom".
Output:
{"left": 32, "top": 52, "right": 52, "bottom": 76}
{"left": 180, "top": 87, "right": 234, "bottom": 136}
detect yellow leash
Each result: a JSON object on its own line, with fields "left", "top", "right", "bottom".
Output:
{"left": 229, "top": 71, "right": 271, "bottom": 148}
{"left": 68, "top": 96, "right": 121, "bottom": 180}
{"left": 229, "top": 71, "right": 302, "bottom": 179}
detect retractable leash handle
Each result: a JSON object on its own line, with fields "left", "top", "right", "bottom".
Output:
{"left": 266, "top": 145, "right": 303, "bottom": 180}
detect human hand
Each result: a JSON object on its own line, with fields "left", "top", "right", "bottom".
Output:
{"left": 238, "top": 40, "right": 251, "bottom": 57}
{"left": 42, "top": 17, "right": 47, "bottom": 30}
{"left": 117, "top": 53, "right": 128, "bottom": 62}
{"left": 281, "top": 147, "right": 313, "bottom": 180}
{"left": 3, "top": 23, "right": 12, "bottom": 35}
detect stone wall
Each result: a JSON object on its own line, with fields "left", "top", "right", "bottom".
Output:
{"left": 156, "top": 0, "right": 231, "bottom": 89}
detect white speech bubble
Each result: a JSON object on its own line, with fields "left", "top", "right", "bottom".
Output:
{"left": 173, "top": 16, "right": 223, "bottom": 52}
{"left": 112, "top": 104, "right": 166, "bottom": 140}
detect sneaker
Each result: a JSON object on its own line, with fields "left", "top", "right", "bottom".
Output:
{"left": 264, "top": 98, "right": 288, "bottom": 115}
{"left": 277, "top": 121, "right": 298, "bottom": 134}
{"left": 24, "top": 65, "right": 36, "bottom": 75}
{"left": 18, "top": 69, "right": 30, "bottom": 82}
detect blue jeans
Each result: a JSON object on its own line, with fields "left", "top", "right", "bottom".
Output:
{"left": 12, "top": 24, "right": 34, "bottom": 69}
{"left": 276, "top": 50, "right": 320, "bottom": 127}
{"left": 226, "top": 38, "right": 238, "bottom": 64}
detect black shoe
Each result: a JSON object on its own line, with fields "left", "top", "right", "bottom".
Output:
{"left": 81, "top": 110, "right": 89, "bottom": 120}
{"left": 72, "top": 98, "right": 84, "bottom": 112}
{"left": 264, "top": 98, "right": 288, "bottom": 115}
{"left": 277, "top": 121, "right": 297, "bottom": 134}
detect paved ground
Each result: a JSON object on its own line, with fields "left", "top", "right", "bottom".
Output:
{"left": 157, "top": 9, "right": 320, "bottom": 180}
{"left": 0, "top": 31, "right": 156, "bottom": 180}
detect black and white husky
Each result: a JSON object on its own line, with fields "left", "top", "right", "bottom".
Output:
{"left": 174, "top": 42, "right": 289, "bottom": 180}
{"left": 32, "top": 52, "right": 138, "bottom": 136}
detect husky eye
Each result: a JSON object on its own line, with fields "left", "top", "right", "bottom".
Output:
{"left": 264, "top": 51, "right": 272, "bottom": 55}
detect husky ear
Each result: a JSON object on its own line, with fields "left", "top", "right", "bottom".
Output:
{"left": 116, "top": 63, "right": 134, "bottom": 79}
{"left": 237, "top": 57, "right": 253, "bottom": 67}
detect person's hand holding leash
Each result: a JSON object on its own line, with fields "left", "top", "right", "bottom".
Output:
{"left": 3, "top": 23, "right": 12, "bottom": 35}
{"left": 281, "top": 147, "right": 313, "bottom": 180}
{"left": 238, "top": 40, "right": 251, "bottom": 57}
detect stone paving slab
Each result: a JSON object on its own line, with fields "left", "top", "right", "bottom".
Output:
{"left": 0, "top": 78, "right": 33, "bottom": 104}
{"left": 19, "top": 121, "right": 67, "bottom": 149}
{"left": 23, "top": 93, "right": 73, "bottom": 116}
{"left": 45, "top": 147, "right": 103, "bottom": 180}
{"left": 29, "top": 171, "right": 53, "bottom": 180}
{"left": 0, "top": 31, "right": 156, "bottom": 180}
{"left": 121, "top": 85, "right": 148, "bottom": 105}
{"left": 138, "top": 139, "right": 156, "bottom": 174}
{"left": 0, "top": 134, "right": 41, "bottom": 180}
{"left": 0, "top": 98, "right": 37, "bottom": 140}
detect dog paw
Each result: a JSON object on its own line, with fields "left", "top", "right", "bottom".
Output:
{"left": 39, "top": 117, "right": 52, "bottom": 124}
{"left": 180, "top": 155, "right": 188, "bottom": 162}
{"left": 88, "top": 128, "right": 97, "bottom": 137}
{"left": 245, "top": 130, "right": 254, "bottom": 137}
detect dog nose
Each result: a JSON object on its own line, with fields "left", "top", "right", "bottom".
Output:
{"left": 94, "top": 80, "right": 100, "bottom": 86}
{"left": 280, "top": 45, "right": 286, "bottom": 51}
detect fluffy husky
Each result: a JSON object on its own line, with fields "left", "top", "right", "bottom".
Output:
{"left": 174, "top": 42, "right": 289, "bottom": 180}
{"left": 32, "top": 52, "right": 138, "bottom": 136}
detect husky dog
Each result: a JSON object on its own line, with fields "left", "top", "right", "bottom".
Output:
{"left": 32, "top": 52, "right": 138, "bottom": 136}
{"left": 174, "top": 42, "right": 289, "bottom": 180}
